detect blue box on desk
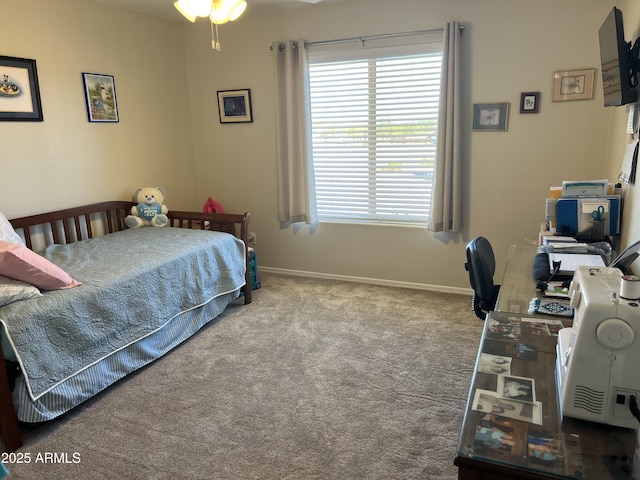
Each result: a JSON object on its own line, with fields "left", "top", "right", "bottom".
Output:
{"left": 556, "top": 196, "right": 620, "bottom": 236}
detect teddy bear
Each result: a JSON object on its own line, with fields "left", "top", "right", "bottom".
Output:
{"left": 125, "top": 187, "right": 169, "bottom": 228}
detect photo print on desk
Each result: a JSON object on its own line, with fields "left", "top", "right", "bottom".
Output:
{"left": 497, "top": 374, "right": 536, "bottom": 403}
{"left": 473, "top": 421, "right": 517, "bottom": 456}
{"left": 486, "top": 316, "right": 521, "bottom": 340}
{"left": 472, "top": 389, "right": 542, "bottom": 425}
{"left": 469, "top": 414, "right": 528, "bottom": 461}
{"left": 526, "top": 430, "right": 567, "bottom": 471}
{"left": 483, "top": 338, "right": 538, "bottom": 361}
{"left": 521, "top": 317, "right": 565, "bottom": 335}
{"left": 478, "top": 353, "right": 512, "bottom": 375}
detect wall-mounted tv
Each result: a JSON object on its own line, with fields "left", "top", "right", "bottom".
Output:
{"left": 599, "top": 7, "right": 640, "bottom": 107}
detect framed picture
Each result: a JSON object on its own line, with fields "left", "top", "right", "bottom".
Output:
{"left": 217, "top": 89, "right": 253, "bottom": 123}
{"left": 520, "top": 92, "right": 540, "bottom": 114}
{"left": 472, "top": 103, "right": 510, "bottom": 131}
{"left": 552, "top": 68, "right": 595, "bottom": 102}
{"left": 82, "top": 73, "right": 119, "bottom": 123}
{"left": 0, "top": 55, "right": 43, "bottom": 122}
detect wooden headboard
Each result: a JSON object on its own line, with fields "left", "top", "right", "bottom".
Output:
{"left": 8, "top": 201, "right": 252, "bottom": 304}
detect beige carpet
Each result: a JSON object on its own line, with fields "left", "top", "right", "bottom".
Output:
{"left": 2, "top": 272, "right": 483, "bottom": 479}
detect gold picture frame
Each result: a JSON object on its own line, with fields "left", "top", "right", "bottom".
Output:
{"left": 552, "top": 68, "right": 595, "bottom": 102}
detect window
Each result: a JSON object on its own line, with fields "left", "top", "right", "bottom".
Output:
{"left": 308, "top": 37, "right": 443, "bottom": 224}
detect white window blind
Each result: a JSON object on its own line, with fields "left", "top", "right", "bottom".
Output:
{"left": 308, "top": 37, "right": 443, "bottom": 224}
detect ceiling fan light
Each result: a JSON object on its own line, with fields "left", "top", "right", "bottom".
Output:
{"left": 210, "top": 0, "right": 231, "bottom": 24}
{"left": 210, "top": 15, "right": 230, "bottom": 25}
{"left": 174, "top": 0, "right": 196, "bottom": 22}
{"left": 188, "top": 0, "right": 212, "bottom": 17}
{"left": 229, "top": 0, "right": 247, "bottom": 21}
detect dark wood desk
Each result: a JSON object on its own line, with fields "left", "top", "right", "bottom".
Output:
{"left": 455, "top": 245, "right": 639, "bottom": 479}
{"left": 455, "top": 311, "right": 638, "bottom": 479}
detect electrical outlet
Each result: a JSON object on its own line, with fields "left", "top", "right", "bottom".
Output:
{"left": 613, "top": 390, "right": 640, "bottom": 420}
{"left": 247, "top": 232, "right": 257, "bottom": 246}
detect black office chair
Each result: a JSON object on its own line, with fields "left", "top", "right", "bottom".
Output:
{"left": 465, "top": 237, "right": 500, "bottom": 320}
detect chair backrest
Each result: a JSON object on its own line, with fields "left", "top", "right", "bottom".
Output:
{"left": 465, "top": 236, "right": 496, "bottom": 301}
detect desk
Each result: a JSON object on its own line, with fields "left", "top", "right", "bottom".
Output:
{"left": 495, "top": 245, "right": 571, "bottom": 316}
{"left": 454, "top": 311, "right": 638, "bottom": 480}
{"left": 454, "top": 245, "right": 639, "bottom": 479}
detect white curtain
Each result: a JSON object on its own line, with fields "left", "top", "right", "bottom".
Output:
{"left": 272, "top": 39, "right": 317, "bottom": 225}
{"left": 428, "top": 22, "right": 462, "bottom": 233}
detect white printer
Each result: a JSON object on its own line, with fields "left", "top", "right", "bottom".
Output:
{"left": 556, "top": 266, "right": 640, "bottom": 428}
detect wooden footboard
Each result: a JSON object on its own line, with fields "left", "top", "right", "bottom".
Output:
{"left": 167, "top": 210, "right": 252, "bottom": 305}
{"left": 1, "top": 201, "right": 252, "bottom": 452}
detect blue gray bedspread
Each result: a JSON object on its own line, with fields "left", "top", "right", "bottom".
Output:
{"left": 0, "top": 227, "right": 246, "bottom": 400}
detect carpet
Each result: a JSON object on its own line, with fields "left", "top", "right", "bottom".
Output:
{"left": 2, "top": 272, "right": 483, "bottom": 479}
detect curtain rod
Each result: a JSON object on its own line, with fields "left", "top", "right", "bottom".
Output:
{"left": 307, "top": 25, "right": 463, "bottom": 48}
{"left": 270, "top": 25, "right": 464, "bottom": 51}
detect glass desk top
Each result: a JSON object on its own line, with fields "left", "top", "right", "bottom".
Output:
{"left": 455, "top": 311, "right": 638, "bottom": 479}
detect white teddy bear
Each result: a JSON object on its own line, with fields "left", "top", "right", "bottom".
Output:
{"left": 125, "top": 187, "right": 169, "bottom": 228}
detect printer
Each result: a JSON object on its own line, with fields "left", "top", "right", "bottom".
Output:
{"left": 556, "top": 266, "right": 640, "bottom": 428}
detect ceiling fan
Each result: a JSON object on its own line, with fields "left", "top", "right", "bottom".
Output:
{"left": 174, "top": 0, "right": 324, "bottom": 50}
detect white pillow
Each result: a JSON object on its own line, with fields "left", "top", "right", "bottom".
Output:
{"left": 0, "top": 274, "right": 42, "bottom": 308}
{"left": 0, "top": 212, "right": 25, "bottom": 247}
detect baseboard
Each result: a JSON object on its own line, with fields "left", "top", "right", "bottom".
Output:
{"left": 259, "top": 266, "right": 473, "bottom": 296}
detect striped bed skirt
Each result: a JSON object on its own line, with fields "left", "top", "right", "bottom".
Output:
{"left": 12, "top": 289, "right": 240, "bottom": 423}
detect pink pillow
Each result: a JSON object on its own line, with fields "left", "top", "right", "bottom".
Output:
{"left": 0, "top": 241, "right": 80, "bottom": 290}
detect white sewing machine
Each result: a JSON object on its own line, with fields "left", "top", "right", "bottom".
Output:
{"left": 556, "top": 266, "right": 640, "bottom": 428}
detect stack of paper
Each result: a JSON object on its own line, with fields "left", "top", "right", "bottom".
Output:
{"left": 542, "top": 236, "right": 576, "bottom": 246}
{"left": 548, "top": 253, "right": 605, "bottom": 275}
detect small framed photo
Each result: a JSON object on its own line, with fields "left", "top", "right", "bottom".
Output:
{"left": 217, "top": 89, "right": 253, "bottom": 124}
{"left": 472, "top": 103, "right": 509, "bottom": 131}
{"left": 0, "top": 55, "right": 43, "bottom": 122}
{"left": 552, "top": 68, "right": 595, "bottom": 102}
{"left": 520, "top": 92, "right": 540, "bottom": 113}
{"left": 82, "top": 73, "right": 119, "bottom": 123}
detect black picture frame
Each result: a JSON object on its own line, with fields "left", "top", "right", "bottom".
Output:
{"left": 0, "top": 55, "right": 43, "bottom": 122}
{"left": 520, "top": 92, "right": 540, "bottom": 114}
{"left": 82, "top": 73, "right": 119, "bottom": 123}
{"left": 217, "top": 89, "right": 253, "bottom": 123}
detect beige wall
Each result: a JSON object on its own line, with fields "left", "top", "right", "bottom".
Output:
{"left": 184, "top": 0, "right": 615, "bottom": 290}
{"left": 1, "top": 0, "right": 624, "bottom": 292}
{"left": 0, "top": 0, "right": 198, "bottom": 217}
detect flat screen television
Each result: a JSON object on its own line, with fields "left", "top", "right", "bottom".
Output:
{"left": 599, "top": 7, "right": 640, "bottom": 107}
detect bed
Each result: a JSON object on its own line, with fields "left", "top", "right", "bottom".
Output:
{"left": 0, "top": 201, "right": 252, "bottom": 452}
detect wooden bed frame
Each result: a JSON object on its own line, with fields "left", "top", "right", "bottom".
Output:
{"left": 0, "top": 201, "right": 252, "bottom": 452}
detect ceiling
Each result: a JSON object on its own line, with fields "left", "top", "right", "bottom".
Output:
{"left": 95, "top": 0, "right": 341, "bottom": 22}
